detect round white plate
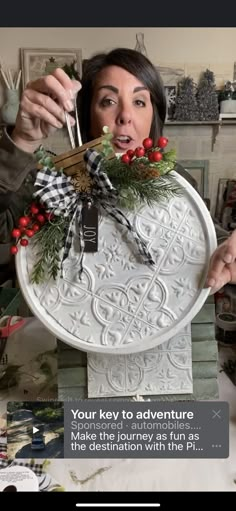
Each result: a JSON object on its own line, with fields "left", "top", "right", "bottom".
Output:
{"left": 16, "top": 171, "right": 217, "bottom": 354}
{"left": 0, "top": 466, "right": 39, "bottom": 492}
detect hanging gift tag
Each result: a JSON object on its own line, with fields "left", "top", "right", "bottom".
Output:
{"left": 81, "top": 204, "right": 98, "bottom": 252}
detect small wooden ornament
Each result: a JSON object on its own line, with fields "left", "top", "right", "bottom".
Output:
{"left": 53, "top": 137, "right": 104, "bottom": 176}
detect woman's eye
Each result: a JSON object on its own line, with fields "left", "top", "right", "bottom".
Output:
{"left": 135, "top": 99, "right": 146, "bottom": 107}
{"left": 100, "top": 98, "right": 116, "bottom": 107}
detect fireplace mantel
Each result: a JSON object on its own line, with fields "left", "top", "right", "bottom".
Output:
{"left": 166, "top": 119, "right": 236, "bottom": 152}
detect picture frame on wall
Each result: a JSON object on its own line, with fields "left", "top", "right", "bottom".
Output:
{"left": 82, "top": 59, "right": 89, "bottom": 75}
{"left": 156, "top": 65, "right": 185, "bottom": 87}
{"left": 20, "top": 48, "right": 82, "bottom": 89}
{"left": 215, "top": 178, "right": 229, "bottom": 223}
{"left": 177, "top": 159, "right": 209, "bottom": 199}
{"left": 220, "top": 179, "right": 236, "bottom": 231}
{"left": 164, "top": 85, "right": 176, "bottom": 121}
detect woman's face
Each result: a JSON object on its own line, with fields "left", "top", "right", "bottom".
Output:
{"left": 90, "top": 65, "right": 153, "bottom": 152}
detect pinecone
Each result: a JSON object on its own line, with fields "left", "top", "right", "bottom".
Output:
{"left": 139, "top": 167, "right": 161, "bottom": 179}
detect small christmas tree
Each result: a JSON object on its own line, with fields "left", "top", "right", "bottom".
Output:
{"left": 44, "top": 57, "right": 58, "bottom": 75}
{"left": 196, "top": 69, "right": 219, "bottom": 120}
{"left": 44, "top": 58, "right": 80, "bottom": 80}
{"left": 62, "top": 61, "right": 80, "bottom": 80}
{"left": 174, "top": 76, "right": 199, "bottom": 121}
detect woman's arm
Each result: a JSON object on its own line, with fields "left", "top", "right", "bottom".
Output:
{"left": 0, "top": 129, "right": 37, "bottom": 245}
{"left": 0, "top": 128, "right": 36, "bottom": 194}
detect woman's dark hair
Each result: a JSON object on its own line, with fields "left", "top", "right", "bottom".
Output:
{"left": 77, "top": 48, "right": 166, "bottom": 143}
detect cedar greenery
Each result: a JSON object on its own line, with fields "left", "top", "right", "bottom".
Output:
{"left": 102, "top": 155, "right": 182, "bottom": 210}
{"left": 30, "top": 216, "right": 69, "bottom": 284}
{"left": 118, "top": 175, "right": 182, "bottom": 210}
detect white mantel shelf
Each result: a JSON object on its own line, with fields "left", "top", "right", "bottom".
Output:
{"left": 165, "top": 120, "right": 234, "bottom": 151}
{"left": 166, "top": 120, "right": 236, "bottom": 125}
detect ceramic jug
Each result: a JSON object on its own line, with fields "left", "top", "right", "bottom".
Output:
{"left": 1, "top": 89, "right": 20, "bottom": 125}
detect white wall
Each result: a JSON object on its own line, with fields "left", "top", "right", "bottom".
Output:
{"left": 0, "top": 27, "right": 235, "bottom": 62}
{"left": 0, "top": 27, "right": 236, "bottom": 77}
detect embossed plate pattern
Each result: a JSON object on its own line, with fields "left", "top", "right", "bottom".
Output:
{"left": 16, "top": 172, "right": 217, "bottom": 354}
{"left": 87, "top": 324, "right": 193, "bottom": 397}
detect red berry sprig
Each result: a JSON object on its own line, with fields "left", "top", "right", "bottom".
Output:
{"left": 120, "top": 136, "right": 168, "bottom": 165}
{"left": 12, "top": 228, "right": 21, "bottom": 238}
{"left": 30, "top": 203, "right": 40, "bottom": 215}
{"left": 149, "top": 151, "right": 163, "bottom": 162}
{"left": 135, "top": 147, "right": 145, "bottom": 158}
{"left": 10, "top": 245, "right": 18, "bottom": 255}
{"left": 157, "top": 136, "right": 168, "bottom": 148}
{"left": 20, "top": 238, "right": 29, "bottom": 247}
{"left": 126, "top": 149, "right": 135, "bottom": 159}
{"left": 143, "top": 137, "right": 153, "bottom": 150}
{"left": 10, "top": 201, "right": 52, "bottom": 256}
{"left": 121, "top": 154, "right": 130, "bottom": 164}
{"left": 18, "top": 216, "right": 31, "bottom": 227}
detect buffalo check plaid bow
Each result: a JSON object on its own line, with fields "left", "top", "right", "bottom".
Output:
{"left": 33, "top": 148, "right": 154, "bottom": 278}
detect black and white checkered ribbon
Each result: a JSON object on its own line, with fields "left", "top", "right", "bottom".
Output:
{"left": 33, "top": 149, "right": 154, "bottom": 277}
{"left": 0, "top": 458, "right": 44, "bottom": 476}
{"left": 0, "top": 459, "right": 61, "bottom": 491}
{"left": 0, "top": 442, "right": 7, "bottom": 453}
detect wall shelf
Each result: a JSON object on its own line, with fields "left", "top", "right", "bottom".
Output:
{"left": 166, "top": 120, "right": 236, "bottom": 125}
{"left": 165, "top": 121, "right": 220, "bottom": 125}
{"left": 165, "top": 119, "right": 236, "bottom": 151}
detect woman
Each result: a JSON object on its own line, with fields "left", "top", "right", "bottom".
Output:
{"left": 206, "top": 229, "right": 236, "bottom": 293}
{"left": 0, "top": 48, "right": 197, "bottom": 267}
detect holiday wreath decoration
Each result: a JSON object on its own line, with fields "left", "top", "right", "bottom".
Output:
{"left": 11, "top": 128, "right": 181, "bottom": 284}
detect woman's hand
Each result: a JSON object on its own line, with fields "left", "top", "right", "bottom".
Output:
{"left": 12, "top": 68, "right": 81, "bottom": 153}
{"left": 206, "top": 230, "right": 236, "bottom": 293}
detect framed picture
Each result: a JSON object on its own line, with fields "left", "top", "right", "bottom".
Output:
{"left": 20, "top": 48, "right": 82, "bottom": 89}
{"left": 177, "top": 159, "right": 209, "bottom": 199}
{"left": 164, "top": 85, "right": 176, "bottom": 121}
{"left": 82, "top": 59, "right": 89, "bottom": 75}
{"left": 221, "top": 179, "right": 236, "bottom": 230}
{"left": 156, "top": 65, "right": 185, "bottom": 87}
{"left": 215, "top": 178, "right": 229, "bottom": 223}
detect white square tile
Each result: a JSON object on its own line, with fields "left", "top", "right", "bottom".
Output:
{"left": 87, "top": 324, "right": 192, "bottom": 397}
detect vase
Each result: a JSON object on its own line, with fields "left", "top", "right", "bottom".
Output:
{"left": 220, "top": 98, "right": 236, "bottom": 114}
{"left": 134, "top": 32, "right": 148, "bottom": 57}
{"left": 1, "top": 89, "right": 20, "bottom": 125}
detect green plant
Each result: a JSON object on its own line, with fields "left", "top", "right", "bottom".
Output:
{"left": 62, "top": 61, "right": 80, "bottom": 80}
{"left": 219, "top": 80, "right": 236, "bottom": 101}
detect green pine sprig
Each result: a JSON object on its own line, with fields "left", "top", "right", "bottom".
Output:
{"left": 101, "top": 153, "right": 182, "bottom": 210}
{"left": 30, "top": 216, "right": 69, "bottom": 284}
{"left": 118, "top": 174, "right": 182, "bottom": 210}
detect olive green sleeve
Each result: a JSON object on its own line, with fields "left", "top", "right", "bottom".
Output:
{"left": 0, "top": 129, "right": 37, "bottom": 248}
{"left": 0, "top": 128, "right": 36, "bottom": 193}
